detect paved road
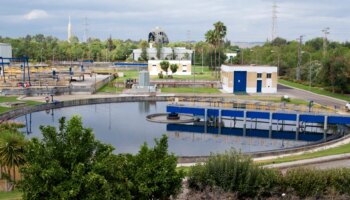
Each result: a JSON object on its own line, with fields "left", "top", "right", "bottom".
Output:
{"left": 278, "top": 84, "right": 347, "bottom": 109}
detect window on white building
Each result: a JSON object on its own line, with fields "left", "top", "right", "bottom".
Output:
{"left": 182, "top": 65, "right": 187, "bottom": 72}
{"left": 257, "top": 73, "right": 262, "bottom": 78}
{"left": 267, "top": 73, "right": 272, "bottom": 79}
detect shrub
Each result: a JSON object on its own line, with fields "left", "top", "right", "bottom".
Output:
{"left": 126, "top": 135, "right": 184, "bottom": 199}
{"left": 281, "top": 95, "right": 290, "bottom": 102}
{"left": 283, "top": 168, "right": 327, "bottom": 198}
{"left": 326, "top": 168, "right": 350, "bottom": 194}
{"left": 158, "top": 71, "right": 163, "bottom": 79}
{"left": 282, "top": 168, "right": 350, "bottom": 198}
{"left": 188, "top": 150, "right": 280, "bottom": 198}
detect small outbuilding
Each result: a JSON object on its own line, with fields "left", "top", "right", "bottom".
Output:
{"left": 148, "top": 60, "right": 191, "bottom": 76}
{"left": 221, "top": 65, "right": 278, "bottom": 93}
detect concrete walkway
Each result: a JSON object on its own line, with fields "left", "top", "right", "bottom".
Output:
{"left": 264, "top": 153, "right": 350, "bottom": 170}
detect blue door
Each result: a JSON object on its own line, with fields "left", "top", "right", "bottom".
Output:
{"left": 257, "top": 80, "right": 262, "bottom": 93}
{"left": 234, "top": 71, "right": 247, "bottom": 93}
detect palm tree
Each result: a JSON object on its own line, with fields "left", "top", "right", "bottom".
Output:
{"left": 214, "top": 21, "right": 227, "bottom": 78}
{"left": 205, "top": 30, "right": 216, "bottom": 72}
{"left": 0, "top": 132, "right": 26, "bottom": 191}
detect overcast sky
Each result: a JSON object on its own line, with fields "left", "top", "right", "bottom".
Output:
{"left": 0, "top": 0, "right": 349, "bottom": 42}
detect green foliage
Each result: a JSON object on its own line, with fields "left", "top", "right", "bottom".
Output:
{"left": 126, "top": 135, "right": 184, "bottom": 199}
{"left": 158, "top": 71, "right": 164, "bottom": 79}
{"left": 188, "top": 150, "right": 350, "bottom": 199}
{"left": 140, "top": 40, "right": 149, "bottom": 61}
{"left": 188, "top": 150, "right": 280, "bottom": 198}
{"left": 0, "top": 131, "right": 26, "bottom": 187}
{"left": 0, "top": 122, "right": 25, "bottom": 133}
{"left": 159, "top": 60, "right": 170, "bottom": 75}
{"left": 170, "top": 64, "right": 178, "bottom": 74}
{"left": 19, "top": 116, "right": 183, "bottom": 200}
{"left": 283, "top": 168, "right": 327, "bottom": 198}
{"left": 270, "top": 37, "right": 287, "bottom": 46}
{"left": 0, "top": 132, "right": 26, "bottom": 169}
{"left": 283, "top": 168, "right": 350, "bottom": 198}
{"left": 20, "top": 116, "right": 131, "bottom": 199}
{"left": 156, "top": 43, "right": 161, "bottom": 59}
{"left": 280, "top": 96, "right": 290, "bottom": 102}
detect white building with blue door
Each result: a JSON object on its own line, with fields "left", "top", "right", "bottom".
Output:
{"left": 221, "top": 65, "right": 278, "bottom": 94}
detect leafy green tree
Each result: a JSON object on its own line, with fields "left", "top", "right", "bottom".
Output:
{"left": 271, "top": 37, "right": 287, "bottom": 46}
{"left": 126, "top": 135, "right": 184, "bottom": 199}
{"left": 139, "top": 40, "right": 149, "bottom": 61}
{"left": 170, "top": 64, "right": 178, "bottom": 75}
{"left": 20, "top": 116, "right": 131, "bottom": 200}
{"left": 160, "top": 60, "right": 170, "bottom": 75}
{"left": 156, "top": 43, "right": 162, "bottom": 59}
{"left": 107, "top": 36, "right": 116, "bottom": 51}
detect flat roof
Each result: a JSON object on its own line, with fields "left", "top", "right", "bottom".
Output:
{"left": 221, "top": 65, "right": 278, "bottom": 73}
{"left": 222, "top": 64, "right": 277, "bottom": 68}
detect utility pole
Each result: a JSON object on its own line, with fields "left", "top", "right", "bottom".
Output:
{"left": 296, "top": 35, "right": 304, "bottom": 81}
{"left": 201, "top": 48, "right": 204, "bottom": 73}
{"left": 322, "top": 27, "right": 330, "bottom": 57}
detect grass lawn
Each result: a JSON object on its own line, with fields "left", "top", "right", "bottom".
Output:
{"left": 116, "top": 70, "right": 139, "bottom": 82}
{"left": 161, "top": 87, "right": 220, "bottom": 94}
{"left": 259, "top": 142, "right": 350, "bottom": 165}
{"left": 0, "top": 96, "right": 42, "bottom": 114}
{"left": 152, "top": 66, "right": 218, "bottom": 81}
{"left": 98, "top": 79, "right": 124, "bottom": 93}
{"left": 0, "top": 190, "right": 22, "bottom": 200}
{"left": 279, "top": 79, "right": 350, "bottom": 102}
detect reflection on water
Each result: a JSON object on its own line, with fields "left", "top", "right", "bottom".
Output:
{"left": 15, "top": 102, "right": 327, "bottom": 156}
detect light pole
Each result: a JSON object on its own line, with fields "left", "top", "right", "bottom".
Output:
{"left": 250, "top": 49, "right": 255, "bottom": 64}
{"left": 301, "top": 51, "right": 312, "bottom": 89}
{"left": 52, "top": 48, "right": 55, "bottom": 65}
{"left": 40, "top": 48, "right": 44, "bottom": 65}
{"left": 201, "top": 48, "right": 204, "bottom": 73}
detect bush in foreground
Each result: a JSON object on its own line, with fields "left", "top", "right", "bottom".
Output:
{"left": 188, "top": 150, "right": 280, "bottom": 198}
{"left": 188, "top": 150, "right": 350, "bottom": 199}
{"left": 19, "top": 116, "right": 183, "bottom": 200}
{"left": 283, "top": 168, "right": 350, "bottom": 198}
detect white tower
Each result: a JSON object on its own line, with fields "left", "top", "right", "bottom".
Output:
{"left": 271, "top": 1, "right": 278, "bottom": 41}
{"left": 68, "top": 16, "right": 72, "bottom": 43}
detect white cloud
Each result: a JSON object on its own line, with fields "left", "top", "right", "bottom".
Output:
{"left": 23, "top": 9, "right": 49, "bottom": 20}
